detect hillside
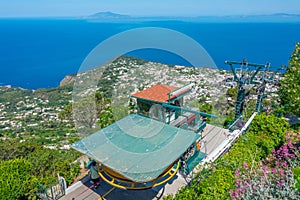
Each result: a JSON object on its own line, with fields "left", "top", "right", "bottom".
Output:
{"left": 0, "top": 53, "right": 297, "bottom": 199}
{"left": 1, "top": 55, "right": 285, "bottom": 143}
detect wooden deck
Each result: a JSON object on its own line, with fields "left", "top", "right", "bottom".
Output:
{"left": 61, "top": 175, "right": 164, "bottom": 200}
{"left": 200, "top": 124, "right": 229, "bottom": 156}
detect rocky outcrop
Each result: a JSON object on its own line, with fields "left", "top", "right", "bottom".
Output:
{"left": 59, "top": 75, "right": 76, "bottom": 87}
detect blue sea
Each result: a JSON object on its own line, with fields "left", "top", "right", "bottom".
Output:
{"left": 0, "top": 19, "right": 299, "bottom": 89}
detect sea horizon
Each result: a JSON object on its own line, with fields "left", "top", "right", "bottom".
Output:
{"left": 0, "top": 19, "right": 299, "bottom": 89}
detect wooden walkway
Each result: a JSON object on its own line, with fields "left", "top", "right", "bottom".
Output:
{"left": 61, "top": 175, "right": 164, "bottom": 200}
{"left": 200, "top": 124, "right": 229, "bottom": 156}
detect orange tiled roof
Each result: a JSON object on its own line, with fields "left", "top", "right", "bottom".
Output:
{"left": 131, "top": 84, "right": 178, "bottom": 103}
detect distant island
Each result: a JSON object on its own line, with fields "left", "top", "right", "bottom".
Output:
{"left": 83, "top": 12, "right": 300, "bottom": 22}
{"left": 86, "top": 11, "right": 131, "bottom": 19}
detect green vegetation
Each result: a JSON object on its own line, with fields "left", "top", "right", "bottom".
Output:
{"left": 0, "top": 57, "right": 145, "bottom": 199}
{"left": 168, "top": 43, "right": 300, "bottom": 199}
{"left": 168, "top": 115, "right": 290, "bottom": 199}
{"left": 278, "top": 42, "right": 300, "bottom": 116}
{"left": 0, "top": 83, "right": 74, "bottom": 142}
{"left": 0, "top": 159, "right": 36, "bottom": 200}
{"left": 226, "top": 87, "right": 238, "bottom": 100}
{"left": 294, "top": 167, "right": 300, "bottom": 190}
{"left": 1, "top": 52, "right": 299, "bottom": 199}
{"left": 0, "top": 140, "right": 81, "bottom": 199}
{"left": 0, "top": 88, "right": 33, "bottom": 104}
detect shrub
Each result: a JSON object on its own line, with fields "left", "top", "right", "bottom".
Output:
{"left": 293, "top": 167, "right": 300, "bottom": 190}
{"left": 0, "top": 158, "right": 37, "bottom": 200}
{"left": 248, "top": 114, "right": 289, "bottom": 158}
{"left": 278, "top": 42, "right": 300, "bottom": 116}
{"left": 172, "top": 115, "right": 290, "bottom": 199}
{"left": 230, "top": 164, "right": 299, "bottom": 199}
{"left": 0, "top": 140, "right": 81, "bottom": 198}
{"left": 230, "top": 134, "right": 300, "bottom": 199}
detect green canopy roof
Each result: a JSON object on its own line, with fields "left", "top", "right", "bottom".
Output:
{"left": 72, "top": 114, "right": 200, "bottom": 182}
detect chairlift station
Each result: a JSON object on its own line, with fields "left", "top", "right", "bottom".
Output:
{"left": 71, "top": 81, "right": 235, "bottom": 194}
{"left": 65, "top": 59, "right": 281, "bottom": 199}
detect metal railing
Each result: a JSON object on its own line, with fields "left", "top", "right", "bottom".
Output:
{"left": 36, "top": 177, "right": 66, "bottom": 200}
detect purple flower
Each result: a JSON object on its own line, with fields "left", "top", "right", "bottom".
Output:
{"left": 236, "top": 188, "right": 243, "bottom": 195}
{"left": 282, "top": 145, "right": 289, "bottom": 154}
{"left": 287, "top": 140, "right": 294, "bottom": 149}
{"left": 235, "top": 168, "right": 240, "bottom": 177}
{"left": 229, "top": 189, "right": 238, "bottom": 199}
{"left": 243, "top": 162, "right": 249, "bottom": 170}
{"left": 235, "top": 179, "right": 242, "bottom": 187}
{"left": 276, "top": 181, "right": 284, "bottom": 188}
{"left": 282, "top": 161, "right": 287, "bottom": 168}
{"left": 262, "top": 165, "right": 268, "bottom": 172}
{"left": 285, "top": 132, "right": 290, "bottom": 139}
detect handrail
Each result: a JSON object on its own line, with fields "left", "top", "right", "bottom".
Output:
{"left": 227, "top": 115, "right": 243, "bottom": 130}
{"left": 162, "top": 103, "right": 217, "bottom": 118}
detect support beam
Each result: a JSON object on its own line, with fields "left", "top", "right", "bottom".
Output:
{"left": 162, "top": 103, "right": 217, "bottom": 118}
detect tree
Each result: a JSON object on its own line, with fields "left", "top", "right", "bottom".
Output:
{"left": 95, "top": 91, "right": 110, "bottom": 115}
{"left": 58, "top": 103, "right": 73, "bottom": 121}
{"left": 0, "top": 140, "right": 81, "bottom": 188}
{"left": 226, "top": 87, "right": 238, "bottom": 99}
{"left": 72, "top": 95, "right": 97, "bottom": 129}
{"left": 278, "top": 42, "right": 300, "bottom": 116}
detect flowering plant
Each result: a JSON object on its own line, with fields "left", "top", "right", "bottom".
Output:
{"left": 230, "top": 133, "right": 300, "bottom": 199}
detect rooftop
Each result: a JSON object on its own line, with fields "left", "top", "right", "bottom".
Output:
{"left": 131, "top": 84, "right": 177, "bottom": 103}
{"left": 131, "top": 84, "right": 190, "bottom": 103}
{"left": 72, "top": 114, "right": 199, "bottom": 182}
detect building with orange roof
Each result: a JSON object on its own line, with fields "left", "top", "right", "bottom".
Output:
{"left": 131, "top": 84, "right": 178, "bottom": 103}
{"left": 130, "top": 83, "right": 203, "bottom": 126}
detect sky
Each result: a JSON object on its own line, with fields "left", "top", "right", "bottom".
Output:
{"left": 1, "top": 0, "right": 300, "bottom": 18}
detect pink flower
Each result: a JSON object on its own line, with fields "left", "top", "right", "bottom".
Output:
{"left": 243, "top": 162, "right": 249, "bottom": 170}
{"left": 276, "top": 181, "right": 283, "bottom": 188}
{"left": 287, "top": 140, "right": 294, "bottom": 149}
{"left": 235, "top": 168, "right": 240, "bottom": 177}
{"left": 235, "top": 179, "right": 242, "bottom": 187}
{"left": 282, "top": 161, "right": 287, "bottom": 168}
{"left": 285, "top": 132, "right": 290, "bottom": 139}
{"left": 262, "top": 165, "right": 268, "bottom": 172}
{"left": 229, "top": 189, "right": 238, "bottom": 199}
{"left": 282, "top": 145, "right": 289, "bottom": 154}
